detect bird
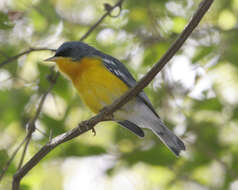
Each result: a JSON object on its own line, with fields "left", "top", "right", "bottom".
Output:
{"left": 45, "top": 41, "right": 185, "bottom": 156}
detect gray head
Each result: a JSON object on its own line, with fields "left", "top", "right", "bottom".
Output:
{"left": 53, "top": 41, "right": 98, "bottom": 61}
{"left": 45, "top": 41, "right": 118, "bottom": 64}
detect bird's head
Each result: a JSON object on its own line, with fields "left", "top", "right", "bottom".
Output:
{"left": 44, "top": 41, "right": 97, "bottom": 63}
{"left": 44, "top": 42, "right": 102, "bottom": 79}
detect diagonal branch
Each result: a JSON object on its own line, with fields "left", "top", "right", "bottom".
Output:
{"left": 12, "top": 0, "right": 214, "bottom": 189}
{"left": 0, "top": 69, "right": 58, "bottom": 183}
{"left": 14, "top": 0, "right": 124, "bottom": 171}
{"left": 80, "top": 0, "right": 124, "bottom": 41}
{"left": 0, "top": 48, "right": 56, "bottom": 68}
{"left": 0, "top": 0, "right": 124, "bottom": 68}
{"left": 105, "top": 0, "right": 214, "bottom": 114}
{"left": 16, "top": 70, "right": 59, "bottom": 170}
{"left": 0, "top": 0, "right": 124, "bottom": 185}
{"left": 0, "top": 135, "right": 28, "bottom": 181}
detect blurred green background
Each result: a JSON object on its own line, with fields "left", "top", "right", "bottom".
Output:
{"left": 0, "top": 0, "right": 238, "bottom": 189}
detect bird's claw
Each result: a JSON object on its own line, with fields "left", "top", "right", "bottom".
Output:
{"left": 92, "top": 127, "right": 96, "bottom": 136}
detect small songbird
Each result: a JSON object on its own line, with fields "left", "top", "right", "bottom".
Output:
{"left": 45, "top": 41, "right": 185, "bottom": 156}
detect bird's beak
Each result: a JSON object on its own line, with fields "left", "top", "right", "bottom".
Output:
{"left": 44, "top": 56, "right": 58, "bottom": 62}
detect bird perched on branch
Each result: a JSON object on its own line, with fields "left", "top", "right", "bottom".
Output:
{"left": 45, "top": 41, "right": 185, "bottom": 156}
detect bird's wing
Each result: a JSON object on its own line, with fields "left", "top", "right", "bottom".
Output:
{"left": 97, "top": 53, "right": 159, "bottom": 118}
{"left": 118, "top": 120, "right": 144, "bottom": 137}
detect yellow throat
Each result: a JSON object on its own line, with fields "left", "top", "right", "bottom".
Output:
{"left": 55, "top": 57, "right": 129, "bottom": 113}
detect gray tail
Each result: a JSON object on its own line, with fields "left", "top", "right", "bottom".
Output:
{"left": 152, "top": 122, "right": 185, "bottom": 156}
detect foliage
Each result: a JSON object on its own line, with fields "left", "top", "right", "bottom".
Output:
{"left": 0, "top": 0, "right": 238, "bottom": 189}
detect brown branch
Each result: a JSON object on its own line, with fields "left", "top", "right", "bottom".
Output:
{"left": 12, "top": 0, "right": 214, "bottom": 189}
{"left": 0, "top": 0, "right": 125, "bottom": 186}
{"left": 99, "top": 0, "right": 214, "bottom": 114}
{"left": 0, "top": 48, "right": 56, "bottom": 68}
{"left": 17, "top": 135, "right": 32, "bottom": 170}
{"left": 80, "top": 0, "right": 124, "bottom": 41}
{"left": 0, "top": 71, "right": 57, "bottom": 182}
{"left": 0, "top": 0, "right": 124, "bottom": 69}
{"left": 0, "top": 135, "right": 28, "bottom": 181}
{"left": 16, "top": 70, "right": 59, "bottom": 170}
{"left": 14, "top": 0, "right": 124, "bottom": 171}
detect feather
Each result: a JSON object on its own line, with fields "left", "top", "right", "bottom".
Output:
{"left": 118, "top": 120, "right": 144, "bottom": 137}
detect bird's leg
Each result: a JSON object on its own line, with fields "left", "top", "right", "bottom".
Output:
{"left": 92, "top": 127, "right": 96, "bottom": 136}
{"left": 89, "top": 106, "right": 115, "bottom": 136}
{"left": 99, "top": 106, "right": 114, "bottom": 121}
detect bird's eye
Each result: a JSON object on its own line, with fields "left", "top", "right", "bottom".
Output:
{"left": 55, "top": 48, "right": 72, "bottom": 57}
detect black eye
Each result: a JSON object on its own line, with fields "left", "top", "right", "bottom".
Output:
{"left": 55, "top": 47, "right": 72, "bottom": 57}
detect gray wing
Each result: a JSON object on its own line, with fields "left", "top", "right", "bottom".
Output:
{"left": 118, "top": 120, "right": 144, "bottom": 137}
{"left": 96, "top": 53, "right": 159, "bottom": 118}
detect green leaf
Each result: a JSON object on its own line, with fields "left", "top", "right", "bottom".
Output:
{"left": 0, "top": 12, "right": 13, "bottom": 30}
{"left": 143, "top": 42, "right": 169, "bottom": 66}
{"left": 192, "top": 46, "right": 215, "bottom": 63}
{"left": 232, "top": 106, "right": 238, "bottom": 120}
{"left": 0, "top": 89, "right": 29, "bottom": 126}
{"left": 193, "top": 97, "right": 223, "bottom": 111}
{"left": 56, "top": 142, "right": 106, "bottom": 157}
{"left": 41, "top": 114, "right": 66, "bottom": 136}
{"left": 0, "top": 149, "right": 9, "bottom": 166}
{"left": 124, "top": 145, "right": 177, "bottom": 166}
{"left": 20, "top": 184, "right": 31, "bottom": 190}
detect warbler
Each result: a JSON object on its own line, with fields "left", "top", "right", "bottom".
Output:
{"left": 45, "top": 41, "right": 185, "bottom": 156}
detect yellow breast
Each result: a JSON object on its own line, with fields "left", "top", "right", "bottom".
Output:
{"left": 56, "top": 57, "right": 129, "bottom": 113}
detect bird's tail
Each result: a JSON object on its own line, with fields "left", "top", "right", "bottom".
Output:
{"left": 151, "top": 120, "right": 185, "bottom": 156}
{"left": 114, "top": 101, "right": 185, "bottom": 156}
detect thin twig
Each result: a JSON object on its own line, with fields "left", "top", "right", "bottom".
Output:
{"left": 0, "top": 135, "right": 28, "bottom": 181}
{"left": 17, "top": 135, "right": 32, "bottom": 170}
{"left": 15, "top": 0, "right": 123, "bottom": 171}
{"left": 0, "top": 48, "right": 56, "bottom": 68}
{"left": 0, "top": 0, "right": 124, "bottom": 68}
{"left": 0, "top": 0, "right": 125, "bottom": 185}
{"left": 0, "top": 70, "right": 55, "bottom": 181}
{"left": 79, "top": 0, "right": 124, "bottom": 41}
{"left": 12, "top": 0, "right": 214, "bottom": 189}
{"left": 17, "top": 71, "right": 58, "bottom": 170}
{"left": 100, "top": 0, "right": 214, "bottom": 114}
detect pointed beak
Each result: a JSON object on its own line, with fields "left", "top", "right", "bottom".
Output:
{"left": 44, "top": 56, "right": 57, "bottom": 62}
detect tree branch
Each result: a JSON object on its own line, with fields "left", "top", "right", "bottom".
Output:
{"left": 0, "top": 0, "right": 124, "bottom": 68}
{"left": 14, "top": 0, "right": 124, "bottom": 171}
{"left": 0, "top": 48, "right": 56, "bottom": 68}
{"left": 0, "top": 135, "right": 28, "bottom": 182}
{"left": 0, "top": 0, "right": 124, "bottom": 186}
{"left": 12, "top": 0, "right": 214, "bottom": 189}
{"left": 80, "top": 0, "right": 124, "bottom": 41}
{"left": 16, "top": 69, "right": 59, "bottom": 170}
{"left": 0, "top": 69, "right": 58, "bottom": 183}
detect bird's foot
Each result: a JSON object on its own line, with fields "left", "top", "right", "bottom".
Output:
{"left": 99, "top": 106, "right": 114, "bottom": 121}
{"left": 92, "top": 127, "right": 96, "bottom": 136}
